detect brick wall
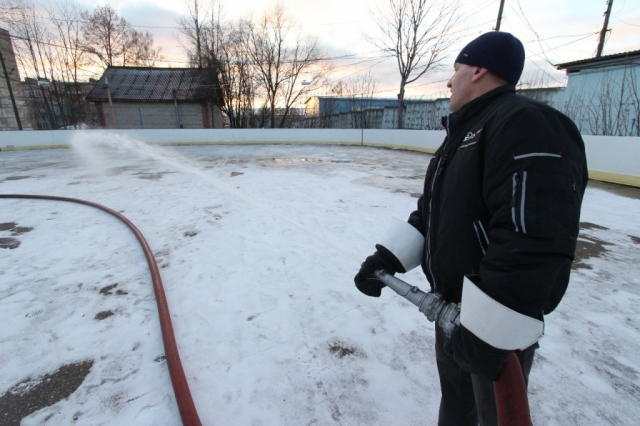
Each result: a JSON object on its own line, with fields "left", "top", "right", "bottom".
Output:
{"left": 0, "top": 29, "right": 31, "bottom": 130}
{"left": 98, "top": 102, "right": 227, "bottom": 129}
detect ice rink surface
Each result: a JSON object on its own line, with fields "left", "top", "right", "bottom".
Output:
{"left": 1, "top": 141, "right": 639, "bottom": 425}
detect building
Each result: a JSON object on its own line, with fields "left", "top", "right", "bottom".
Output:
{"left": 21, "top": 77, "right": 96, "bottom": 130}
{"left": 556, "top": 50, "right": 640, "bottom": 136}
{"left": 85, "top": 67, "right": 226, "bottom": 129}
{"left": 0, "top": 28, "right": 30, "bottom": 130}
{"left": 304, "top": 96, "right": 445, "bottom": 129}
{"left": 303, "top": 50, "right": 639, "bottom": 136}
{"left": 305, "top": 96, "right": 400, "bottom": 117}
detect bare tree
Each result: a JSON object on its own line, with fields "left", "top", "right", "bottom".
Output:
{"left": 628, "top": 66, "right": 640, "bottom": 137}
{"left": 216, "top": 19, "right": 256, "bottom": 127}
{"left": 2, "top": 0, "right": 162, "bottom": 128}
{"left": 47, "top": 1, "right": 90, "bottom": 126}
{"left": 278, "top": 36, "right": 330, "bottom": 128}
{"left": 176, "top": 0, "right": 209, "bottom": 68}
{"left": 584, "top": 69, "right": 637, "bottom": 136}
{"left": 2, "top": 0, "right": 61, "bottom": 128}
{"left": 82, "top": 5, "right": 159, "bottom": 68}
{"left": 245, "top": 4, "right": 328, "bottom": 128}
{"left": 82, "top": 5, "right": 128, "bottom": 67}
{"left": 561, "top": 64, "right": 640, "bottom": 137}
{"left": 177, "top": 0, "right": 229, "bottom": 123}
{"left": 328, "top": 71, "right": 380, "bottom": 128}
{"left": 370, "top": 0, "right": 461, "bottom": 128}
{"left": 127, "top": 31, "right": 163, "bottom": 67}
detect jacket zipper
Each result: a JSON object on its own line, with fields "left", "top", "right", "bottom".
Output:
{"left": 473, "top": 220, "right": 489, "bottom": 255}
{"left": 511, "top": 171, "right": 528, "bottom": 233}
{"left": 425, "top": 117, "right": 450, "bottom": 289}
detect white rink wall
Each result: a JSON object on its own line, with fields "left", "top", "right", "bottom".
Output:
{"left": 1, "top": 129, "right": 638, "bottom": 187}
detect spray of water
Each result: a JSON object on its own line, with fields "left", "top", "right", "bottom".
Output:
{"left": 70, "top": 131, "right": 358, "bottom": 263}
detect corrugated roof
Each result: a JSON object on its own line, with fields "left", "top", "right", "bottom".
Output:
{"left": 85, "top": 67, "right": 215, "bottom": 102}
{"left": 556, "top": 49, "right": 640, "bottom": 70}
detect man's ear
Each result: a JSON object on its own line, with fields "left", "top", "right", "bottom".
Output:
{"left": 471, "top": 67, "right": 489, "bottom": 83}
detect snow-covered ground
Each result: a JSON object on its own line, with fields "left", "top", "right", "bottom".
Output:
{"left": 1, "top": 138, "right": 639, "bottom": 425}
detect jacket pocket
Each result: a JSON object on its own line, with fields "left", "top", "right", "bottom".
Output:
{"left": 510, "top": 171, "right": 580, "bottom": 239}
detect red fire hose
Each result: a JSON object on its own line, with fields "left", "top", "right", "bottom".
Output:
{"left": 3, "top": 194, "right": 533, "bottom": 425}
{"left": 494, "top": 352, "right": 533, "bottom": 426}
{"left": 0, "top": 194, "right": 201, "bottom": 426}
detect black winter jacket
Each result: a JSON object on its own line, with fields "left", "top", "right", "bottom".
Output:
{"left": 408, "top": 84, "right": 588, "bottom": 319}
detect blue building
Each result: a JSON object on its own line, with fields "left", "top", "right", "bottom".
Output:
{"left": 556, "top": 50, "right": 640, "bottom": 136}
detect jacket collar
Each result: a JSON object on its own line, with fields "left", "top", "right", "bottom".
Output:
{"left": 442, "top": 84, "right": 516, "bottom": 130}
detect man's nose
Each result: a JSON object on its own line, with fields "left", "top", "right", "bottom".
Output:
{"left": 447, "top": 78, "right": 452, "bottom": 89}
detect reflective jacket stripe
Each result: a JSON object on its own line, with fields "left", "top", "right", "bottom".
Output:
{"left": 520, "top": 171, "right": 528, "bottom": 234}
{"left": 511, "top": 174, "right": 520, "bottom": 233}
{"left": 514, "top": 153, "right": 561, "bottom": 160}
{"left": 473, "top": 222, "right": 487, "bottom": 255}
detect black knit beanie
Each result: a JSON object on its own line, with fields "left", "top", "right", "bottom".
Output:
{"left": 455, "top": 32, "right": 525, "bottom": 85}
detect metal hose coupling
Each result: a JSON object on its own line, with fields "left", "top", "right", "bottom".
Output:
{"left": 373, "top": 270, "right": 460, "bottom": 337}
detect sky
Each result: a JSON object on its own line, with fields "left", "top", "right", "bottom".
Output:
{"left": 1, "top": 0, "right": 639, "bottom": 97}
{"left": 1, "top": 139, "right": 640, "bottom": 425}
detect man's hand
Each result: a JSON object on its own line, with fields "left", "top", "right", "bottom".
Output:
{"left": 354, "top": 245, "right": 406, "bottom": 297}
{"left": 450, "top": 325, "right": 511, "bottom": 381}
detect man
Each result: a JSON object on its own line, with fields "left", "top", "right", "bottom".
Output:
{"left": 354, "top": 32, "right": 588, "bottom": 425}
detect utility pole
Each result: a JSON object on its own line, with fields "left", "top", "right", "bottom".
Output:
{"left": 495, "top": 0, "right": 506, "bottom": 31}
{"left": 104, "top": 77, "right": 118, "bottom": 129}
{"left": 0, "top": 50, "right": 23, "bottom": 130}
{"left": 596, "top": 0, "right": 613, "bottom": 58}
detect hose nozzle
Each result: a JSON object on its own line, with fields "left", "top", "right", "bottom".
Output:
{"left": 374, "top": 270, "right": 460, "bottom": 336}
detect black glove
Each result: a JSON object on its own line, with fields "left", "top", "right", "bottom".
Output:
{"left": 354, "top": 245, "right": 406, "bottom": 297}
{"left": 450, "top": 325, "right": 511, "bottom": 381}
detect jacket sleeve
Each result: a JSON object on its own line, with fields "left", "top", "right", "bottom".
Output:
{"left": 477, "top": 108, "right": 587, "bottom": 318}
{"left": 407, "top": 195, "right": 425, "bottom": 235}
{"left": 408, "top": 152, "right": 442, "bottom": 236}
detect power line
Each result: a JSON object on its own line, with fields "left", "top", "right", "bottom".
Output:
{"left": 0, "top": 9, "right": 374, "bottom": 31}
{"left": 507, "top": 1, "right": 600, "bottom": 67}
{"left": 613, "top": 17, "right": 640, "bottom": 27}
{"left": 8, "top": 32, "right": 391, "bottom": 67}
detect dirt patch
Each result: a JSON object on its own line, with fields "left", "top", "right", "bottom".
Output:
{"left": 328, "top": 341, "right": 365, "bottom": 359}
{"left": 0, "top": 360, "right": 93, "bottom": 426}
{"left": 95, "top": 310, "right": 114, "bottom": 320}
{"left": 390, "top": 189, "right": 422, "bottom": 199}
{"left": 0, "top": 222, "right": 17, "bottom": 231}
{"left": 184, "top": 231, "right": 198, "bottom": 237}
{"left": 230, "top": 171, "right": 244, "bottom": 177}
{"left": 154, "top": 355, "right": 166, "bottom": 363}
{"left": 131, "top": 171, "right": 175, "bottom": 180}
{"left": 137, "top": 173, "right": 164, "bottom": 180}
{"left": 0, "top": 238, "right": 21, "bottom": 249}
{"left": 98, "top": 283, "right": 127, "bottom": 296}
{"left": 580, "top": 222, "right": 609, "bottom": 231}
{"left": 573, "top": 235, "right": 615, "bottom": 270}
{"left": 99, "top": 284, "right": 118, "bottom": 295}
{"left": 3, "top": 176, "right": 30, "bottom": 181}
{"left": 11, "top": 227, "right": 33, "bottom": 236}
{"left": 629, "top": 235, "right": 640, "bottom": 245}
{"left": 25, "top": 309, "right": 44, "bottom": 318}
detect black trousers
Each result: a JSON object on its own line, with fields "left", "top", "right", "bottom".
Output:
{"left": 435, "top": 324, "right": 537, "bottom": 426}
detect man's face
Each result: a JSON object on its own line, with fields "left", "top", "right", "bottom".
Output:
{"left": 447, "top": 63, "right": 476, "bottom": 113}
